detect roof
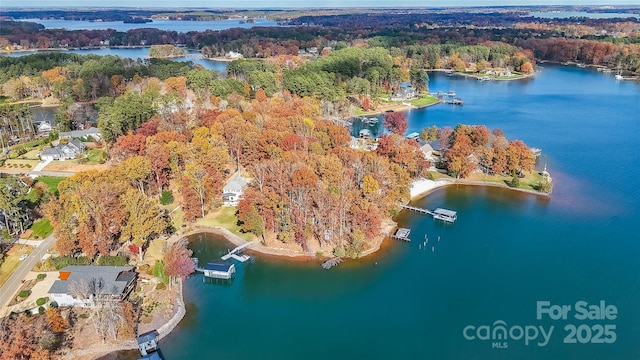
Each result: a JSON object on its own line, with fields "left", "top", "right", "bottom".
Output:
{"left": 204, "top": 262, "right": 233, "bottom": 272}
{"left": 223, "top": 171, "right": 247, "bottom": 193}
{"left": 136, "top": 330, "right": 159, "bottom": 344}
{"left": 70, "top": 139, "right": 86, "bottom": 148}
{"left": 59, "top": 127, "right": 101, "bottom": 139}
{"left": 406, "top": 132, "right": 420, "bottom": 139}
{"left": 48, "top": 266, "right": 136, "bottom": 296}
{"left": 41, "top": 148, "right": 62, "bottom": 156}
{"left": 434, "top": 208, "right": 457, "bottom": 217}
{"left": 421, "top": 143, "right": 433, "bottom": 153}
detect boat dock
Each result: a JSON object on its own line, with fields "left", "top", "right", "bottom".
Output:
{"left": 221, "top": 242, "right": 253, "bottom": 262}
{"left": 400, "top": 204, "right": 457, "bottom": 223}
{"left": 196, "top": 262, "right": 236, "bottom": 279}
{"left": 383, "top": 227, "right": 411, "bottom": 241}
{"left": 322, "top": 257, "right": 342, "bottom": 269}
{"left": 443, "top": 98, "right": 463, "bottom": 105}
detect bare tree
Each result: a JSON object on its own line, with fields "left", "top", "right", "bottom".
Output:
{"left": 68, "top": 277, "right": 125, "bottom": 343}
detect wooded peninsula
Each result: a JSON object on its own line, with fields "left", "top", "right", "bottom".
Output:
{"left": 0, "top": 6, "right": 636, "bottom": 358}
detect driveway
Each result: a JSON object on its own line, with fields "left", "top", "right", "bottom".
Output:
{"left": 32, "top": 158, "right": 52, "bottom": 172}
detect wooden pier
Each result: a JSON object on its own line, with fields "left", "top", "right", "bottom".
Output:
{"left": 322, "top": 257, "right": 342, "bottom": 270}
{"left": 400, "top": 204, "right": 457, "bottom": 223}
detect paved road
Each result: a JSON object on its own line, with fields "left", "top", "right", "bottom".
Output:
{"left": 0, "top": 170, "right": 74, "bottom": 177}
{"left": 0, "top": 234, "right": 56, "bottom": 309}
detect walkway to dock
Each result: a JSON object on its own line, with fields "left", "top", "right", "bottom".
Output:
{"left": 221, "top": 242, "right": 253, "bottom": 262}
{"left": 400, "top": 204, "right": 457, "bottom": 223}
{"left": 400, "top": 204, "right": 435, "bottom": 216}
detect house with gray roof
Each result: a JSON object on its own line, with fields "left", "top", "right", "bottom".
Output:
{"left": 58, "top": 127, "right": 102, "bottom": 141}
{"left": 222, "top": 171, "right": 248, "bottom": 206}
{"left": 48, "top": 266, "right": 138, "bottom": 307}
{"left": 40, "top": 139, "right": 87, "bottom": 161}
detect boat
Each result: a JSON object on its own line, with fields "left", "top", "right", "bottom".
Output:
{"left": 367, "top": 117, "right": 379, "bottom": 124}
{"left": 615, "top": 69, "right": 623, "bottom": 80}
{"left": 446, "top": 91, "right": 456, "bottom": 97}
{"left": 530, "top": 147, "right": 542, "bottom": 157}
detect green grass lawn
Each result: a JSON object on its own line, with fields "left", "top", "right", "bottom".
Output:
{"left": 80, "top": 149, "right": 108, "bottom": 165}
{"left": 409, "top": 93, "right": 439, "bottom": 107}
{"left": 29, "top": 218, "right": 53, "bottom": 239}
{"left": 197, "top": 206, "right": 254, "bottom": 241}
{"left": 0, "top": 245, "right": 33, "bottom": 287}
{"left": 468, "top": 171, "right": 546, "bottom": 192}
{"left": 36, "top": 176, "right": 65, "bottom": 194}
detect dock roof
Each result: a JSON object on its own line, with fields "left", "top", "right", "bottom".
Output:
{"left": 204, "top": 262, "right": 233, "bottom": 272}
{"left": 434, "top": 208, "right": 457, "bottom": 217}
{"left": 136, "top": 330, "right": 159, "bottom": 344}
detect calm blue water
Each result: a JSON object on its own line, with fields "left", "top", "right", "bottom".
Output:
{"left": 5, "top": 48, "right": 229, "bottom": 72}
{"left": 18, "top": 18, "right": 279, "bottom": 32}
{"left": 152, "top": 65, "right": 640, "bottom": 359}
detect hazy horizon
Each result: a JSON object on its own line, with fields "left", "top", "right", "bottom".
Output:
{"left": 2, "top": 1, "right": 639, "bottom": 9}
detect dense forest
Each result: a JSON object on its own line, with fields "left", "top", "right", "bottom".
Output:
{"left": 0, "top": 41, "right": 539, "bottom": 260}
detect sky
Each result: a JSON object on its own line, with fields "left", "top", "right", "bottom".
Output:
{"left": 2, "top": 0, "right": 639, "bottom": 8}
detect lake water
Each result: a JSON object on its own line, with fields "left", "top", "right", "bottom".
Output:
{"left": 527, "top": 11, "right": 640, "bottom": 19}
{"left": 4, "top": 48, "right": 229, "bottom": 72}
{"left": 18, "top": 18, "right": 279, "bottom": 32}
{"left": 147, "top": 65, "right": 639, "bottom": 359}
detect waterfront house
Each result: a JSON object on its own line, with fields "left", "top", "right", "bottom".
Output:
{"left": 391, "top": 85, "right": 418, "bottom": 101}
{"left": 203, "top": 262, "right": 235, "bottom": 279}
{"left": 37, "top": 122, "right": 53, "bottom": 133}
{"left": 47, "top": 266, "right": 138, "bottom": 307}
{"left": 222, "top": 171, "right": 248, "bottom": 206}
{"left": 420, "top": 143, "right": 434, "bottom": 159}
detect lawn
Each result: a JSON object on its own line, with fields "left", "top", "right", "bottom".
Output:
{"left": 29, "top": 219, "right": 53, "bottom": 239}
{"left": 36, "top": 176, "right": 65, "bottom": 194}
{"left": 467, "top": 171, "right": 547, "bottom": 192}
{"left": 0, "top": 244, "right": 34, "bottom": 287}
{"left": 197, "top": 207, "right": 254, "bottom": 241}
{"left": 80, "top": 149, "right": 108, "bottom": 165}
{"left": 144, "top": 238, "right": 167, "bottom": 265}
{"left": 409, "top": 93, "right": 439, "bottom": 107}
{"left": 2, "top": 159, "right": 39, "bottom": 170}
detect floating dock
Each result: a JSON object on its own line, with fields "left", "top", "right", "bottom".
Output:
{"left": 400, "top": 204, "right": 457, "bottom": 223}
{"left": 383, "top": 228, "right": 411, "bottom": 241}
{"left": 221, "top": 242, "right": 253, "bottom": 262}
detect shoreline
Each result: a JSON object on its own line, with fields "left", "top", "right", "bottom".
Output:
{"left": 184, "top": 176, "right": 549, "bottom": 264}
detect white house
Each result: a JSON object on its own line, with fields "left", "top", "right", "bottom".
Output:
{"left": 48, "top": 266, "right": 138, "bottom": 307}
{"left": 37, "top": 122, "right": 53, "bottom": 133}
{"left": 222, "top": 171, "right": 248, "bottom": 206}
{"left": 225, "top": 51, "right": 243, "bottom": 59}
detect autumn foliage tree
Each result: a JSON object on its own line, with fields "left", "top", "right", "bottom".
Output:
{"left": 163, "top": 240, "right": 195, "bottom": 286}
{"left": 383, "top": 111, "right": 408, "bottom": 135}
